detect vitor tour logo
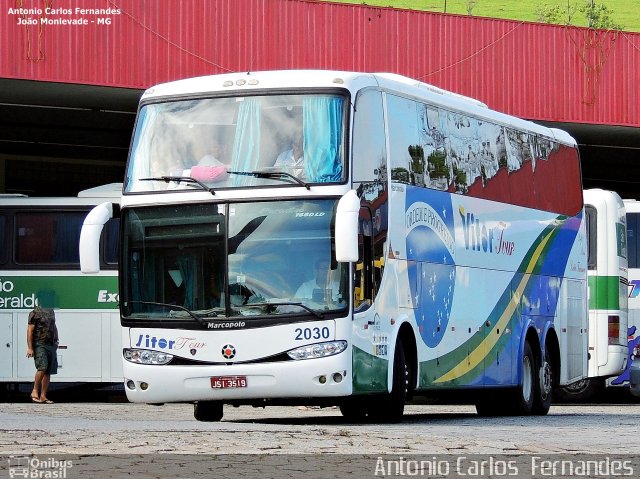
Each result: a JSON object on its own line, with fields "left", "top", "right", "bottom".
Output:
{"left": 458, "top": 205, "right": 515, "bottom": 256}
{"left": 7, "top": 455, "right": 72, "bottom": 478}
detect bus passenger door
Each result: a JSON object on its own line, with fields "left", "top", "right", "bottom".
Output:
{"left": 352, "top": 206, "right": 388, "bottom": 394}
{"left": 0, "top": 312, "right": 12, "bottom": 380}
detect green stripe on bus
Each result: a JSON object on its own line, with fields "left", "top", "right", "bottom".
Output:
{"left": 588, "top": 275, "right": 620, "bottom": 310}
{"left": 0, "top": 275, "right": 118, "bottom": 310}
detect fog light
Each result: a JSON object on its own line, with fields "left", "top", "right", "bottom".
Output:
{"left": 139, "top": 382, "right": 149, "bottom": 390}
{"left": 126, "top": 380, "right": 136, "bottom": 390}
{"left": 333, "top": 373, "right": 343, "bottom": 383}
{"left": 319, "top": 375, "right": 327, "bottom": 384}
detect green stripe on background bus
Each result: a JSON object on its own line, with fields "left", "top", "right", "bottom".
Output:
{"left": 588, "top": 276, "right": 622, "bottom": 310}
{"left": 0, "top": 275, "right": 118, "bottom": 309}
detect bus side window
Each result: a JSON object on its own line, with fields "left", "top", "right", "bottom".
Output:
{"left": 628, "top": 212, "right": 638, "bottom": 269}
{"left": 0, "top": 215, "right": 6, "bottom": 265}
{"left": 586, "top": 205, "right": 597, "bottom": 270}
{"left": 355, "top": 207, "right": 374, "bottom": 311}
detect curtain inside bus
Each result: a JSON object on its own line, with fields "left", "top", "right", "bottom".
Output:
{"left": 231, "top": 98, "right": 261, "bottom": 186}
{"left": 303, "top": 96, "right": 343, "bottom": 182}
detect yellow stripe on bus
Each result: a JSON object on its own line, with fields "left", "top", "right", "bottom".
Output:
{"left": 433, "top": 229, "right": 554, "bottom": 384}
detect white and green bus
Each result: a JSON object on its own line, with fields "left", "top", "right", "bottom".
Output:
{"left": 619, "top": 199, "right": 640, "bottom": 391}
{"left": 81, "top": 71, "right": 588, "bottom": 421}
{"left": 0, "top": 184, "right": 121, "bottom": 389}
{"left": 557, "top": 189, "right": 628, "bottom": 401}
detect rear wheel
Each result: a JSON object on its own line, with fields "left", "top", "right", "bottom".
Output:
{"left": 511, "top": 341, "right": 535, "bottom": 415}
{"left": 194, "top": 400, "right": 224, "bottom": 422}
{"left": 532, "top": 345, "right": 553, "bottom": 415}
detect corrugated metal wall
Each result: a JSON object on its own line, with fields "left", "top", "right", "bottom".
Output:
{"left": 3, "top": 0, "right": 639, "bottom": 126}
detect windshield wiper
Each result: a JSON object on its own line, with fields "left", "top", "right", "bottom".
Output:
{"left": 227, "top": 170, "right": 310, "bottom": 190}
{"left": 125, "top": 300, "right": 211, "bottom": 325}
{"left": 140, "top": 176, "right": 215, "bottom": 195}
{"left": 239, "top": 301, "right": 324, "bottom": 319}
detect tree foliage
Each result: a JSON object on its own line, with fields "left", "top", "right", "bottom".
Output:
{"left": 534, "top": 1, "right": 623, "bottom": 30}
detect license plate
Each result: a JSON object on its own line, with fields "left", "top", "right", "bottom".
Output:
{"left": 210, "top": 375, "right": 247, "bottom": 389}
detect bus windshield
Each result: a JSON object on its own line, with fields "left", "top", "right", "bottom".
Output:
{"left": 125, "top": 93, "right": 347, "bottom": 192}
{"left": 121, "top": 199, "right": 348, "bottom": 321}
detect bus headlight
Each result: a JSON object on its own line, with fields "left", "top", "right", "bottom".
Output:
{"left": 286, "top": 340, "right": 347, "bottom": 360}
{"left": 123, "top": 348, "right": 174, "bottom": 365}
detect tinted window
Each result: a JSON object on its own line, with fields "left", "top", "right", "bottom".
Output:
{"left": 104, "top": 218, "right": 120, "bottom": 265}
{"left": 15, "top": 212, "right": 86, "bottom": 264}
{"left": 627, "top": 212, "right": 639, "bottom": 268}
{"left": 353, "top": 90, "right": 386, "bottom": 183}
{"left": 586, "top": 205, "right": 597, "bottom": 270}
{"left": 0, "top": 215, "right": 6, "bottom": 265}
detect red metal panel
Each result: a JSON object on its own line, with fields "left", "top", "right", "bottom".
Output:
{"left": 2, "top": 0, "right": 639, "bottom": 127}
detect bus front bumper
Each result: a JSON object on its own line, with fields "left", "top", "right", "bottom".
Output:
{"left": 122, "top": 353, "right": 352, "bottom": 403}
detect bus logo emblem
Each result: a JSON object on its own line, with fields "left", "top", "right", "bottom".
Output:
{"left": 221, "top": 344, "right": 236, "bottom": 359}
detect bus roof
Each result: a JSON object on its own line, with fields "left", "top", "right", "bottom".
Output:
{"left": 76, "top": 183, "right": 122, "bottom": 198}
{"left": 0, "top": 183, "right": 122, "bottom": 206}
{"left": 140, "top": 70, "right": 576, "bottom": 147}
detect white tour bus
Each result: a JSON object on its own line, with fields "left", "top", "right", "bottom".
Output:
{"left": 0, "top": 184, "right": 121, "bottom": 390}
{"left": 81, "top": 71, "right": 588, "bottom": 421}
{"left": 557, "top": 189, "right": 628, "bottom": 401}
{"left": 620, "top": 199, "right": 640, "bottom": 391}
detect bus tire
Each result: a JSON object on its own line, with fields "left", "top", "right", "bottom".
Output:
{"left": 475, "top": 392, "right": 504, "bottom": 416}
{"left": 369, "top": 340, "right": 408, "bottom": 422}
{"left": 339, "top": 398, "right": 368, "bottom": 421}
{"left": 512, "top": 341, "right": 535, "bottom": 415}
{"left": 532, "top": 345, "right": 553, "bottom": 415}
{"left": 556, "top": 378, "right": 604, "bottom": 403}
{"left": 194, "top": 401, "right": 224, "bottom": 422}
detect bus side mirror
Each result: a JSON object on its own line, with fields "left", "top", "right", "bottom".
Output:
{"left": 80, "top": 202, "right": 116, "bottom": 274}
{"left": 335, "top": 190, "right": 360, "bottom": 263}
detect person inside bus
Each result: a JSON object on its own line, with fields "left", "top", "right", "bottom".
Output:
{"left": 274, "top": 129, "right": 304, "bottom": 175}
{"left": 295, "top": 258, "right": 340, "bottom": 303}
{"left": 190, "top": 136, "right": 229, "bottom": 182}
{"left": 197, "top": 136, "right": 227, "bottom": 166}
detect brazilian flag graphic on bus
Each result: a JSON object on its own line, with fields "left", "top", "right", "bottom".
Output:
{"left": 405, "top": 187, "right": 456, "bottom": 348}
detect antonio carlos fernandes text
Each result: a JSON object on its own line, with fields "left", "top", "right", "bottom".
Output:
{"left": 374, "top": 456, "right": 635, "bottom": 477}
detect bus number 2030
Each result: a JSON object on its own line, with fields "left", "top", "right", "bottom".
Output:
{"left": 294, "top": 327, "right": 330, "bottom": 340}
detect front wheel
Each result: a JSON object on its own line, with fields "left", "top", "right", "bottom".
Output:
{"left": 339, "top": 398, "right": 368, "bottom": 422}
{"left": 368, "top": 340, "right": 409, "bottom": 422}
{"left": 194, "top": 400, "right": 224, "bottom": 422}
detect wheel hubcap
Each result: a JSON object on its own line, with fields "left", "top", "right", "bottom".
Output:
{"left": 540, "top": 361, "right": 552, "bottom": 400}
{"left": 522, "top": 355, "right": 533, "bottom": 401}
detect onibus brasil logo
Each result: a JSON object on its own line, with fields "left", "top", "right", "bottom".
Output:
{"left": 8, "top": 455, "right": 72, "bottom": 478}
